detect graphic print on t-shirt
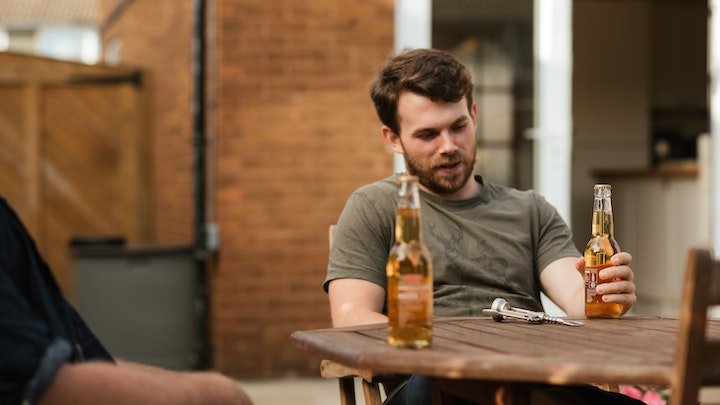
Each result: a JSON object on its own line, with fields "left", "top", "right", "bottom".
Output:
{"left": 428, "top": 220, "right": 511, "bottom": 316}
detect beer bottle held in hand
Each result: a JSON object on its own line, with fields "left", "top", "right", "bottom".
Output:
{"left": 583, "top": 184, "right": 626, "bottom": 318}
{"left": 386, "top": 175, "right": 433, "bottom": 348}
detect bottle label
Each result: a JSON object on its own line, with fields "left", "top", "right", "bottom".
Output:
{"left": 584, "top": 263, "right": 612, "bottom": 303}
{"left": 398, "top": 274, "right": 431, "bottom": 327}
{"left": 585, "top": 267, "right": 599, "bottom": 302}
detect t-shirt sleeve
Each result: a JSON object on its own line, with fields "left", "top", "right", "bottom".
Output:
{"left": 0, "top": 266, "right": 73, "bottom": 404}
{"left": 324, "top": 189, "right": 395, "bottom": 292}
{"left": 533, "top": 193, "right": 580, "bottom": 273}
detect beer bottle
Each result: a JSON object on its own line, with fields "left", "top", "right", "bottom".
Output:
{"left": 583, "top": 184, "right": 626, "bottom": 318}
{"left": 386, "top": 175, "right": 433, "bottom": 348}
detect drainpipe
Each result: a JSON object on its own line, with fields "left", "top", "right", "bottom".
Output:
{"left": 191, "top": 0, "right": 209, "bottom": 370}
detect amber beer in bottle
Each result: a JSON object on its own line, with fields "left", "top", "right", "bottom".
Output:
{"left": 386, "top": 175, "right": 433, "bottom": 348}
{"left": 583, "top": 184, "right": 626, "bottom": 318}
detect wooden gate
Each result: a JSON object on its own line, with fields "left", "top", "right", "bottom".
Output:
{"left": 0, "top": 52, "right": 149, "bottom": 293}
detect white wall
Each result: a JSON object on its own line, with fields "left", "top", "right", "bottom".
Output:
{"left": 36, "top": 26, "right": 99, "bottom": 64}
{"left": 572, "top": 1, "right": 650, "bottom": 247}
{"left": 0, "top": 25, "right": 99, "bottom": 64}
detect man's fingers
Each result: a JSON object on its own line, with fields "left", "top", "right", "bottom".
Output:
{"left": 611, "top": 251, "right": 632, "bottom": 265}
{"left": 596, "top": 280, "right": 635, "bottom": 296}
{"left": 599, "top": 265, "right": 634, "bottom": 281}
{"left": 601, "top": 292, "right": 637, "bottom": 305}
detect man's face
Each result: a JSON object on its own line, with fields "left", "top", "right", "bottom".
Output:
{"left": 390, "top": 91, "right": 477, "bottom": 197}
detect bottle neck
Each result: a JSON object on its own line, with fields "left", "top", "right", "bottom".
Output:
{"left": 396, "top": 208, "right": 422, "bottom": 242}
{"left": 591, "top": 196, "right": 614, "bottom": 236}
{"left": 396, "top": 179, "right": 423, "bottom": 243}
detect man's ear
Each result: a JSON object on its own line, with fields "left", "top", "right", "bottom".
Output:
{"left": 381, "top": 126, "right": 404, "bottom": 154}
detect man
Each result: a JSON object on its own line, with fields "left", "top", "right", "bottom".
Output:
{"left": 325, "top": 49, "right": 638, "bottom": 404}
{"left": 0, "top": 197, "right": 252, "bottom": 405}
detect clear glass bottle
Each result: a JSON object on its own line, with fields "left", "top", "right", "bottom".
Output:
{"left": 583, "top": 184, "right": 627, "bottom": 318}
{"left": 386, "top": 175, "right": 433, "bottom": 348}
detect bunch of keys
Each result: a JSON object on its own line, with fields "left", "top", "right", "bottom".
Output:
{"left": 481, "top": 298, "right": 584, "bottom": 327}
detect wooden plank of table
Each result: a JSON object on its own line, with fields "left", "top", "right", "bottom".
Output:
{"left": 289, "top": 317, "right": 704, "bottom": 386}
{"left": 358, "top": 317, "right": 676, "bottom": 361}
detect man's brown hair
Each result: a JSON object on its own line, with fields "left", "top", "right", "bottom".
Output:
{"left": 369, "top": 48, "right": 474, "bottom": 134}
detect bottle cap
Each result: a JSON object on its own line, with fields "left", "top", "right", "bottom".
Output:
{"left": 593, "top": 184, "right": 612, "bottom": 198}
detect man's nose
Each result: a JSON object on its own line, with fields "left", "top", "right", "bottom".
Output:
{"left": 438, "top": 132, "right": 459, "bottom": 154}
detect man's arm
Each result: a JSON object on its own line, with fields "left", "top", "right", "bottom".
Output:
{"left": 539, "top": 257, "right": 585, "bottom": 317}
{"left": 328, "top": 278, "right": 387, "bottom": 327}
{"left": 540, "top": 252, "right": 637, "bottom": 318}
{"left": 40, "top": 361, "right": 252, "bottom": 405}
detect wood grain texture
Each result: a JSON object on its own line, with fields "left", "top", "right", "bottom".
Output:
{"left": 291, "top": 316, "right": 720, "bottom": 388}
{"left": 671, "top": 248, "right": 720, "bottom": 405}
{"left": 0, "top": 53, "right": 148, "bottom": 293}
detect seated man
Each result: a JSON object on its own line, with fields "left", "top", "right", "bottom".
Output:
{"left": 0, "top": 198, "right": 252, "bottom": 405}
{"left": 325, "top": 48, "right": 639, "bottom": 404}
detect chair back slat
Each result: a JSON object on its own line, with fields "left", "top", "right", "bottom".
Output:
{"left": 710, "top": 261, "right": 720, "bottom": 307}
{"left": 671, "top": 248, "right": 720, "bottom": 405}
{"left": 704, "top": 341, "right": 720, "bottom": 384}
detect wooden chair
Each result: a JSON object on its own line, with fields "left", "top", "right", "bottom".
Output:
{"left": 325, "top": 224, "right": 384, "bottom": 404}
{"left": 671, "top": 248, "right": 720, "bottom": 405}
{"left": 321, "top": 359, "right": 383, "bottom": 405}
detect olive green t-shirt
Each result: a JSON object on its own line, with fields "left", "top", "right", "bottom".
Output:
{"left": 325, "top": 175, "right": 580, "bottom": 316}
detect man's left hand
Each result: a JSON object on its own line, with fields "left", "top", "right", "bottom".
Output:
{"left": 575, "top": 252, "right": 637, "bottom": 315}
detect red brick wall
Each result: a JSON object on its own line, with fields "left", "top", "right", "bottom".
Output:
{"left": 101, "top": 0, "right": 194, "bottom": 244}
{"left": 101, "top": 0, "right": 394, "bottom": 377}
{"left": 213, "top": 0, "right": 393, "bottom": 377}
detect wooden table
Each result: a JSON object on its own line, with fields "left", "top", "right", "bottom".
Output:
{"left": 290, "top": 317, "right": 720, "bottom": 389}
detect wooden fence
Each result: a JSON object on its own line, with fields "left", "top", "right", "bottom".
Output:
{"left": 0, "top": 52, "right": 149, "bottom": 294}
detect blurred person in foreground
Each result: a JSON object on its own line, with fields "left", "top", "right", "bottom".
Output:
{"left": 325, "top": 48, "right": 638, "bottom": 405}
{"left": 0, "top": 198, "right": 252, "bottom": 405}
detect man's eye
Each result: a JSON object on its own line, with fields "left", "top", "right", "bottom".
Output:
{"left": 452, "top": 123, "right": 467, "bottom": 132}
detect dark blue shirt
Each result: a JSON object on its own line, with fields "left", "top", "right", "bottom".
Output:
{"left": 0, "top": 199, "right": 113, "bottom": 404}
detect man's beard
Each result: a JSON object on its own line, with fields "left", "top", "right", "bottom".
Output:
{"left": 403, "top": 150, "right": 476, "bottom": 195}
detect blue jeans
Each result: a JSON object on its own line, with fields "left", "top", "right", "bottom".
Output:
{"left": 385, "top": 375, "right": 431, "bottom": 405}
{"left": 384, "top": 375, "right": 647, "bottom": 405}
